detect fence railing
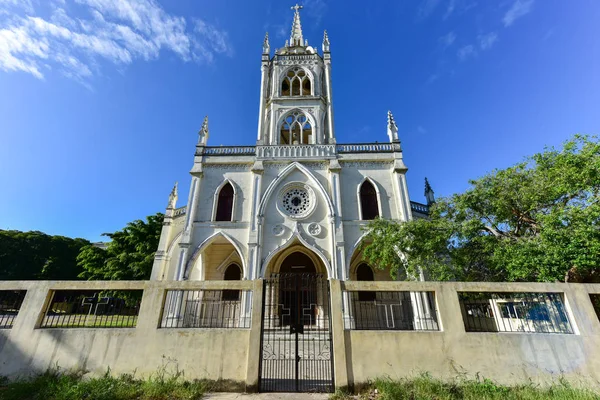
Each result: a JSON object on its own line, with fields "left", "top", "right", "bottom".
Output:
{"left": 161, "top": 289, "right": 251, "bottom": 328}
{"left": 40, "top": 290, "right": 142, "bottom": 328}
{"left": 337, "top": 142, "right": 400, "bottom": 153}
{"left": 201, "top": 146, "right": 256, "bottom": 156}
{"left": 343, "top": 291, "right": 439, "bottom": 331}
{"left": 173, "top": 206, "right": 187, "bottom": 217}
{"left": 458, "top": 292, "right": 574, "bottom": 334}
{"left": 0, "top": 290, "right": 26, "bottom": 329}
{"left": 256, "top": 144, "right": 336, "bottom": 159}
{"left": 410, "top": 201, "right": 429, "bottom": 215}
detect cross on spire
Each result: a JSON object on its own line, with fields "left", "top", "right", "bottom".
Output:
{"left": 289, "top": 3, "right": 305, "bottom": 47}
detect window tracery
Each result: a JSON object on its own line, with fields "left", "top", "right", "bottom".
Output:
{"left": 281, "top": 68, "right": 312, "bottom": 97}
{"left": 280, "top": 111, "right": 313, "bottom": 145}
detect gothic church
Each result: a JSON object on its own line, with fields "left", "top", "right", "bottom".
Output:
{"left": 150, "top": 5, "right": 432, "bottom": 285}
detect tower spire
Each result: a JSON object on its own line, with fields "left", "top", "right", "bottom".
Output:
{"left": 198, "top": 115, "right": 209, "bottom": 145}
{"left": 167, "top": 182, "right": 178, "bottom": 209}
{"left": 262, "top": 32, "right": 270, "bottom": 54}
{"left": 289, "top": 4, "right": 305, "bottom": 47}
{"left": 387, "top": 110, "right": 399, "bottom": 142}
{"left": 322, "top": 30, "right": 330, "bottom": 53}
{"left": 425, "top": 178, "right": 435, "bottom": 205}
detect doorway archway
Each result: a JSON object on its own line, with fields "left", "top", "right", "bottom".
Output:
{"left": 279, "top": 251, "right": 317, "bottom": 275}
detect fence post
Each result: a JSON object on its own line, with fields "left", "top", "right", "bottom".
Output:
{"left": 435, "top": 283, "right": 465, "bottom": 334}
{"left": 562, "top": 284, "right": 600, "bottom": 337}
{"left": 135, "top": 283, "right": 164, "bottom": 331}
{"left": 245, "top": 279, "right": 263, "bottom": 392}
{"left": 329, "top": 279, "right": 349, "bottom": 390}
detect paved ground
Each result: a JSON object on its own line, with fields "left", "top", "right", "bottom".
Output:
{"left": 203, "top": 393, "right": 330, "bottom": 400}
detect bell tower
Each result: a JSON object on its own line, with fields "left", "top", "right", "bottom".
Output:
{"left": 256, "top": 4, "right": 335, "bottom": 146}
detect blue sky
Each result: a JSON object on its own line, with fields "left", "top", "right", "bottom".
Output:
{"left": 0, "top": 0, "right": 599, "bottom": 241}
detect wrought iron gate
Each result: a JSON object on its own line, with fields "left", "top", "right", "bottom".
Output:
{"left": 259, "top": 273, "right": 334, "bottom": 392}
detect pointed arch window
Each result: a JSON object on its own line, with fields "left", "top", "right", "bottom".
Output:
{"left": 281, "top": 68, "right": 312, "bottom": 97}
{"left": 215, "top": 182, "right": 234, "bottom": 222}
{"left": 280, "top": 111, "right": 312, "bottom": 145}
{"left": 359, "top": 180, "right": 379, "bottom": 220}
{"left": 357, "top": 263, "right": 376, "bottom": 301}
{"left": 222, "top": 264, "right": 241, "bottom": 301}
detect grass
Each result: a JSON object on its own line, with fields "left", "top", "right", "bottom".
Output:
{"left": 3, "top": 371, "right": 599, "bottom": 400}
{"left": 0, "top": 370, "right": 208, "bottom": 400}
{"left": 331, "top": 375, "right": 600, "bottom": 400}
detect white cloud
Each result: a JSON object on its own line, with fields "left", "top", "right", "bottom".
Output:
{"left": 417, "top": 0, "right": 441, "bottom": 20}
{"left": 503, "top": 0, "right": 534, "bottom": 27}
{"left": 0, "top": 0, "right": 232, "bottom": 84}
{"left": 439, "top": 31, "right": 456, "bottom": 48}
{"left": 457, "top": 44, "right": 475, "bottom": 61}
{"left": 194, "top": 19, "right": 232, "bottom": 57}
{"left": 478, "top": 32, "right": 498, "bottom": 50}
{"left": 443, "top": 0, "right": 456, "bottom": 20}
{"left": 0, "top": 0, "right": 33, "bottom": 13}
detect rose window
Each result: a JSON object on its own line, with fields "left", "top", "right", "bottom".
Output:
{"left": 277, "top": 183, "right": 317, "bottom": 219}
{"left": 282, "top": 188, "right": 310, "bottom": 215}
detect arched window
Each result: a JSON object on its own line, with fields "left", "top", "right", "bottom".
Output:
{"left": 280, "top": 111, "right": 312, "bottom": 145}
{"left": 360, "top": 180, "right": 379, "bottom": 220}
{"left": 222, "top": 264, "right": 241, "bottom": 301}
{"left": 281, "top": 68, "right": 312, "bottom": 97}
{"left": 215, "top": 182, "right": 234, "bottom": 221}
{"left": 356, "top": 263, "right": 376, "bottom": 301}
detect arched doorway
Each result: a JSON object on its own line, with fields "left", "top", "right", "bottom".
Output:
{"left": 277, "top": 251, "right": 317, "bottom": 326}
{"left": 279, "top": 251, "right": 317, "bottom": 274}
{"left": 260, "top": 248, "right": 333, "bottom": 392}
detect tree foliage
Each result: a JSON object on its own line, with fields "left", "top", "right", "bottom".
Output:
{"left": 77, "top": 213, "right": 164, "bottom": 280}
{"left": 0, "top": 230, "right": 89, "bottom": 280}
{"left": 363, "top": 135, "right": 600, "bottom": 282}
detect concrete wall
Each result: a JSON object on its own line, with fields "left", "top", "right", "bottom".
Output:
{"left": 0, "top": 280, "right": 262, "bottom": 389}
{"left": 2, "top": 279, "right": 600, "bottom": 391}
{"left": 335, "top": 281, "right": 600, "bottom": 389}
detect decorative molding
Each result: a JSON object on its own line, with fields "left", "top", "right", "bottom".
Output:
{"left": 307, "top": 222, "right": 321, "bottom": 237}
{"left": 204, "top": 164, "right": 252, "bottom": 171}
{"left": 272, "top": 224, "right": 285, "bottom": 236}
{"left": 339, "top": 161, "right": 394, "bottom": 169}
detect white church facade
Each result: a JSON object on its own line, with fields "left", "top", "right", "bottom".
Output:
{"left": 150, "top": 5, "right": 432, "bottom": 286}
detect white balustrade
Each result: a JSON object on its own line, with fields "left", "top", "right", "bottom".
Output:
{"left": 256, "top": 144, "right": 336, "bottom": 159}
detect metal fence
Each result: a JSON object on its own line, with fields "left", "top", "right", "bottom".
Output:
{"left": 161, "top": 290, "right": 251, "bottom": 328}
{"left": 0, "top": 290, "right": 26, "bottom": 329}
{"left": 40, "top": 290, "right": 142, "bottom": 328}
{"left": 591, "top": 294, "right": 600, "bottom": 322}
{"left": 343, "top": 291, "right": 439, "bottom": 331}
{"left": 459, "top": 292, "right": 574, "bottom": 334}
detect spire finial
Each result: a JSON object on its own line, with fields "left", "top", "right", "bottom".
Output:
{"left": 322, "top": 30, "right": 330, "bottom": 53}
{"left": 387, "top": 110, "right": 399, "bottom": 142}
{"left": 198, "top": 115, "right": 209, "bottom": 145}
{"left": 168, "top": 182, "right": 178, "bottom": 209}
{"left": 263, "top": 32, "right": 270, "bottom": 54}
{"left": 289, "top": 4, "right": 305, "bottom": 47}
{"left": 425, "top": 178, "right": 435, "bottom": 206}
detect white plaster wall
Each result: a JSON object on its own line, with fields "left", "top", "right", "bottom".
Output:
{"left": 338, "top": 162, "right": 399, "bottom": 221}
{"left": 258, "top": 163, "right": 334, "bottom": 277}
{"left": 191, "top": 166, "right": 254, "bottom": 223}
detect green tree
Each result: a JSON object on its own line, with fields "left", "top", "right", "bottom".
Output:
{"left": 77, "top": 213, "right": 164, "bottom": 280}
{"left": 363, "top": 134, "right": 600, "bottom": 282}
{"left": 0, "top": 230, "right": 89, "bottom": 280}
